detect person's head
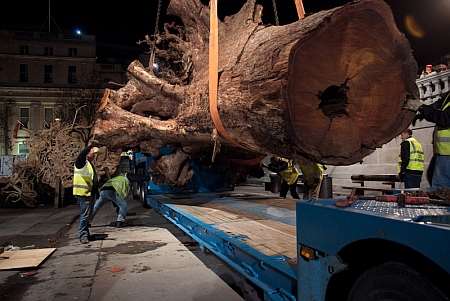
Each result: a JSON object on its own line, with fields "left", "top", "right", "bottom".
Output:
{"left": 425, "top": 64, "right": 433, "bottom": 74}
{"left": 400, "top": 128, "right": 413, "bottom": 140}
{"left": 87, "top": 146, "right": 99, "bottom": 161}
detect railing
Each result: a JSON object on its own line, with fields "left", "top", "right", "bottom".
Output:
{"left": 416, "top": 69, "right": 450, "bottom": 104}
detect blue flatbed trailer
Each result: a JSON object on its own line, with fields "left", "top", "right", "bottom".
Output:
{"left": 146, "top": 190, "right": 450, "bottom": 301}
{"left": 146, "top": 192, "right": 450, "bottom": 301}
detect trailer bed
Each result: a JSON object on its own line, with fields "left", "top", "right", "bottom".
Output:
{"left": 147, "top": 188, "right": 450, "bottom": 301}
{"left": 146, "top": 191, "right": 298, "bottom": 301}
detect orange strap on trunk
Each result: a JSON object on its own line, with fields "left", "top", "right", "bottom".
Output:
{"left": 208, "top": 0, "right": 305, "bottom": 149}
{"left": 294, "top": 0, "right": 306, "bottom": 19}
{"left": 208, "top": 0, "right": 242, "bottom": 148}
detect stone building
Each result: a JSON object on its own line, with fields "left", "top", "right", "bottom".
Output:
{"left": 0, "top": 30, "right": 126, "bottom": 155}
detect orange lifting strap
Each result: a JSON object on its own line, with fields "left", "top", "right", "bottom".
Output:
{"left": 208, "top": 0, "right": 242, "bottom": 148}
{"left": 294, "top": 0, "right": 306, "bottom": 19}
{"left": 208, "top": 0, "right": 305, "bottom": 148}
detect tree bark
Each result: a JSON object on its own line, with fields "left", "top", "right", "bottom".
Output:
{"left": 92, "top": 0, "right": 417, "bottom": 169}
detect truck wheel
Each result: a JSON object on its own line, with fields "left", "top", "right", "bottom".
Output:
{"left": 348, "top": 262, "right": 447, "bottom": 301}
{"left": 139, "top": 183, "right": 150, "bottom": 208}
{"left": 132, "top": 182, "right": 140, "bottom": 199}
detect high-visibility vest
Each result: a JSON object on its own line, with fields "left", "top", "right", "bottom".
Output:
{"left": 404, "top": 137, "right": 425, "bottom": 171}
{"left": 102, "top": 175, "right": 130, "bottom": 200}
{"left": 434, "top": 93, "right": 450, "bottom": 155}
{"left": 279, "top": 159, "right": 300, "bottom": 185}
{"left": 73, "top": 161, "right": 94, "bottom": 196}
{"left": 299, "top": 162, "right": 324, "bottom": 186}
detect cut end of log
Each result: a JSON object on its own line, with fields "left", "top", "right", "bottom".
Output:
{"left": 287, "top": 0, "right": 417, "bottom": 165}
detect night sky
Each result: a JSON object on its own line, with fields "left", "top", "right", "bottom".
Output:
{"left": 1, "top": 0, "right": 450, "bottom": 68}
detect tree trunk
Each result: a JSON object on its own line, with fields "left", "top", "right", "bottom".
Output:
{"left": 92, "top": 0, "right": 417, "bottom": 170}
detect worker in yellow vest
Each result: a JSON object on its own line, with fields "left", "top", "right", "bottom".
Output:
{"left": 398, "top": 129, "right": 424, "bottom": 189}
{"left": 298, "top": 160, "right": 325, "bottom": 200}
{"left": 416, "top": 91, "right": 450, "bottom": 189}
{"left": 91, "top": 173, "right": 130, "bottom": 228}
{"left": 267, "top": 157, "right": 300, "bottom": 199}
{"left": 73, "top": 145, "right": 99, "bottom": 244}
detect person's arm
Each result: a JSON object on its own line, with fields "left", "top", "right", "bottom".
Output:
{"left": 266, "top": 162, "right": 278, "bottom": 173}
{"left": 267, "top": 160, "right": 288, "bottom": 173}
{"left": 75, "top": 146, "right": 92, "bottom": 169}
{"left": 400, "top": 141, "right": 409, "bottom": 174}
{"left": 91, "top": 167, "right": 99, "bottom": 197}
{"left": 420, "top": 106, "right": 450, "bottom": 128}
{"left": 125, "top": 177, "right": 131, "bottom": 198}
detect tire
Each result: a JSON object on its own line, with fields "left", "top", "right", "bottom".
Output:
{"left": 348, "top": 262, "right": 447, "bottom": 301}
{"left": 139, "top": 183, "right": 150, "bottom": 208}
{"left": 133, "top": 182, "right": 141, "bottom": 199}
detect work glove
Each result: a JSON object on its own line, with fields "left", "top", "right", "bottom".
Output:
{"left": 412, "top": 106, "right": 425, "bottom": 127}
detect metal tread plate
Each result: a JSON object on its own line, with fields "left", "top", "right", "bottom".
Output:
{"left": 351, "top": 200, "right": 449, "bottom": 219}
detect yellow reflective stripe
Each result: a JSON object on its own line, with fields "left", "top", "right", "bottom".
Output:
{"left": 441, "top": 93, "right": 450, "bottom": 110}
{"left": 74, "top": 172, "right": 93, "bottom": 178}
{"left": 73, "top": 190, "right": 91, "bottom": 197}
{"left": 73, "top": 184, "right": 90, "bottom": 189}
{"left": 436, "top": 136, "right": 450, "bottom": 142}
{"left": 74, "top": 170, "right": 92, "bottom": 176}
{"left": 73, "top": 176, "right": 93, "bottom": 186}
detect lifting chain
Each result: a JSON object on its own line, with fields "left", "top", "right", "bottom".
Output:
{"left": 272, "top": 0, "right": 280, "bottom": 26}
{"left": 150, "top": 0, "right": 163, "bottom": 70}
{"left": 153, "top": 0, "right": 163, "bottom": 36}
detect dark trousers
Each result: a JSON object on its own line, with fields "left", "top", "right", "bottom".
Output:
{"left": 404, "top": 172, "right": 422, "bottom": 189}
{"left": 280, "top": 181, "right": 300, "bottom": 199}
{"left": 76, "top": 196, "right": 92, "bottom": 240}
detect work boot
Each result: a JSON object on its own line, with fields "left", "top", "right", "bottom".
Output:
{"left": 80, "top": 237, "right": 89, "bottom": 244}
{"left": 114, "top": 221, "right": 126, "bottom": 228}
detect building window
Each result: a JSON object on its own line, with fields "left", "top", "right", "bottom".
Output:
{"left": 44, "top": 65, "right": 53, "bottom": 83}
{"left": 19, "top": 107, "right": 30, "bottom": 129}
{"left": 44, "top": 108, "right": 54, "bottom": 128}
{"left": 19, "top": 64, "right": 28, "bottom": 82}
{"left": 44, "top": 47, "right": 53, "bottom": 56}
{"left": 19, "top": 45, "right": 29, "bottom": 55}
{"left": 68, "top": 48, "right": 78, "bottom": 57}
{"left": 18, "top": 142, "right": 29, "bottom": 155}
{"left": 68, "top": 66, "right": 77, "bottom": 84}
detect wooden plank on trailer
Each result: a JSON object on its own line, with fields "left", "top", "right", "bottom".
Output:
{"left": 0, "top": 248, "right": 56, "bottom": 270}
{"left": 217, "top": 220, "right": 296, "bottom": 259}
{"left": 178, "top": 205, "right": 252, "bottom": 224}
{"left": 235, "top": 198, "right": 296, "bottom": 210}
{"left": 174, "top": 204, "right": 296, "bottom": 259}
